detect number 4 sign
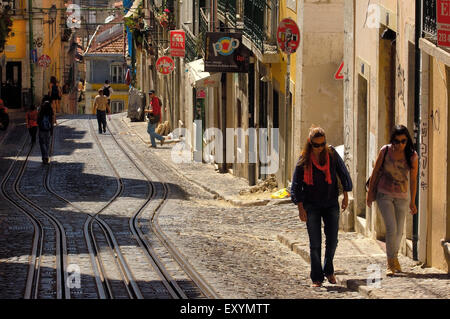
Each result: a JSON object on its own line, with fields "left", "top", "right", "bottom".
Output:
{"left": 335, "top": 61, "right": 344, "bottom": 80}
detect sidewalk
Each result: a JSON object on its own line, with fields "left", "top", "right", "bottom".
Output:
{"left": 120, "top": 114, "right": 291, "bottom": 207}
{"left": 278, "top": 229, "right": 449, "bottom": 298}
{"left": 119, "top": 113, "right": 449, "bottom": 299}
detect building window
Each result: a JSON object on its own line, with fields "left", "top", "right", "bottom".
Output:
{"left": 110, "top": 64, "right": 124, "bottom": 84}
{"left": 89, "top": 11, "right": 96, "bottom": 24}
{"left": 110, "top": 100, "right": 124, "bottom": 113}
{"left": 265, "top": 0, "right": 278, "bottom": 44}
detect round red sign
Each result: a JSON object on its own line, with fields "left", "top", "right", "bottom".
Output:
{"left": 277, "top": 18, "right": 301, "bottom": 54}
{"left": 156, "top": 56, "right": 175, "bottom": 75}
{"left": 38, "top": 54, "right": 51, "bottom": 68}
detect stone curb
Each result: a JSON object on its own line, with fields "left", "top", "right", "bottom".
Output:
{"left": 277, "top": 233, "right": 385, "bottom": 298}
{"left": 121, "top": 116, "right": 294, "bottom": 208}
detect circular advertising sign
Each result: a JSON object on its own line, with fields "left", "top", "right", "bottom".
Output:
{"left": 156, "top": 56, "right": 175, "bottom": 75}
{"left": 277, "top": 18, "right": 301, "bottom": 54}
{"left": 38, "top": 54, "right": 51, "bottom": 68}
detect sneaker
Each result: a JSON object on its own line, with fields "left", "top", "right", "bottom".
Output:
{"left": 160, "top": 137, "right": 165, "bottom": 146}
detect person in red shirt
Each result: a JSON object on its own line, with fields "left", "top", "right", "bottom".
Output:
{"left": 26, "top": 105, "right": 39, "bottom": 144}
{"left": 144, "top": 90, "right": 165, "bottom": 148}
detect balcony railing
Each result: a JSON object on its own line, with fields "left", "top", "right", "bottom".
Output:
{"left": 182, "top": 24, "right": 197, "bottom": 62}
{"left": 244, "top": 0, "right": 265, "bottom": 53}
{"left": 218, "top": 0, "right": 236, "bottom": 27}
{"left": 199, "top": 8, "right": 209, "bottom": 57}
{"left": 423, "top": 0, "right": 437, "bottom": 38}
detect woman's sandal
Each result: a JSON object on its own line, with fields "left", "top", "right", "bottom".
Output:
{"left": 326, "top": 274, "right": 337, "bottom": 284}
{"left": 311, "top": 281, "right": 322, "bottom": 287}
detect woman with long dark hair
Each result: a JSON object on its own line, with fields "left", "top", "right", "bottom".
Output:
{"left": 366, "top": 125, "right": 418, "bottom": 276}
{"left": 48, "top": 76, "right": 61, "bottom": 120}
{"left": 291, "top": 126, "right": 353, "bottom": 287}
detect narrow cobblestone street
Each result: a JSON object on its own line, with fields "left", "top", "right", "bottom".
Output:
{"left": 0, "top": 113, "right": 447, "bottom": 300}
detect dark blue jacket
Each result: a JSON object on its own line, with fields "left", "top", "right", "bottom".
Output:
{"left": 291, "top": 147, "right": 352, "bottom": 207}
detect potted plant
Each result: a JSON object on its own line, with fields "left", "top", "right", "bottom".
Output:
{"left": 0, "top": 5, "right": 13, "bottom": 53}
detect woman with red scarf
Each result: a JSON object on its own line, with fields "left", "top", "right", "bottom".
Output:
{"left": 291, "top": 126, "right": 353, "bottom": 287}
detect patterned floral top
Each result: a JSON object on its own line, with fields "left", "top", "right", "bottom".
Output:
{"left": 377, "top": 144, "right": 418, "bottom": 199}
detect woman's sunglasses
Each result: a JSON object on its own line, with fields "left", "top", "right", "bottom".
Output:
{"left": 393, "top": 138, "right": 407, "bottom": 145}
{"left": 311, "top": 142, "right": 326, "bottom": 148}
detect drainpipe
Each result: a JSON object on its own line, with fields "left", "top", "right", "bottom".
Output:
{"left": 413, "top": 0, "right": 422, "bottom": 261}
{"left": 28, "top": 0, "right": 34, "bottom": 105}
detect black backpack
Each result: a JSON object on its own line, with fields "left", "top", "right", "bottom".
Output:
{"left": 103, "top": 86, "right": 111, "bottom": 97}
{"left": 40, "top": 115, "right": 51, "bottom": 131}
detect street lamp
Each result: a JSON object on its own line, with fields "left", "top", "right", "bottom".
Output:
{"left": 43, "top": 4, "right": 57, "bottom": 24}
{"left": 125, "top": 54, "right": 131, "bottom": 66}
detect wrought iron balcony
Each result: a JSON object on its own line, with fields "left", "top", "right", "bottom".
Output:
{"left": 423, "top": 0, "right": 437, "bottom": 39}
{"left": 218, "top": 0, "right": 237, "bottom": 27}
{"left": 198, "top": 8, "right": 209, "bottom": 57}
{"left": 244, "top": 0, "right": 265, "bottom": 53}
{"left": 182, "top": 24, "right": 198, "bottom": 62}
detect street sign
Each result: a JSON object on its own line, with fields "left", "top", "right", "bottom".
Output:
{"left": 156, "top": 56, "right": 175, "bottom": 75}
{"left": 277, "top": 18, "right": 300, "bottom": 54}
{"left": 31, "top": 49, "right": 38, "bottom": 63}
{"left": 335, "top": 61, "right": 344, "bottom": 80}
{"left": 437, "top": 0, "right": 450, "bottom": 47}
{"left": 38, "top": 54, "right": 51, "bottom": 68}
{"left": 170, "top": 30, "right": 185, "bottom": 57}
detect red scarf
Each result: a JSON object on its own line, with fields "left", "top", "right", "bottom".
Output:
{"left": 304, "top": 152, "right": 332, "bottom": 186}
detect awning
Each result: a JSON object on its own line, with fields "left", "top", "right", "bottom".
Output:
{"left": 186, "top": 59, "right": 221, "bottom": 88}
{"left": 124, "top": 0, "right": 142, "bottom": 18}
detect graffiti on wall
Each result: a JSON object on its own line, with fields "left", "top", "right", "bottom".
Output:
{"left": 419, "top": 121, "right": 429, "bottom": 191}
{"left": 397, "top": 63, "right": 406, "bottom": 110}
{"left": 432, "top": 109, "right": 440, "bottom": 132}
{"left": 343, "top": 71, "right": 352, "bottom": 172}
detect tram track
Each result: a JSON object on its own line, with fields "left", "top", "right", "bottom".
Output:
{"left": 107, "top": 116, "right": 219, "bottom": 299}
{"left": 0, "top": 134, "right": 68, "bottom": 299}
{"left": 44, "top": 117, "right": 143, "bottom": 299}
{"left": 1, "top": 114, "right": 217, "bottom": 299}
{"left": 82, "top": 118, "right": 144, "bottom": 299}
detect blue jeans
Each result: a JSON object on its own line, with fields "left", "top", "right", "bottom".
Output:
{"left": 147, "top": 121, "right": 163, "bottom": 147}
{"left": 38, "top": 130, "right": 51, "bottom": 161}
{"left": 304, "top": 203, "right": 340, "bottom": 283}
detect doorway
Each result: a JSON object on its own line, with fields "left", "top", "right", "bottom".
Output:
{"left": 3, "top": 62, "right": 22, "bottom": 108}
{"left": 258, "top": 79, "right": 268, "bottom": 179}
{"left": 357, "top": 74, "right": 368, "bottom": 219}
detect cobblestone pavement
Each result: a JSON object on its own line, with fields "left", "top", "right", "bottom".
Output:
{"left": 115, "top": 115, "right": 364, "bottom": 299}
{"left": 0, "top": 112, "right": 33, "bottom": 298}
{"left": 0, "top": 113, "right": 447, "bottom": 299}
{"left": 120, "top": 113, "right": 449, "bottom": 299}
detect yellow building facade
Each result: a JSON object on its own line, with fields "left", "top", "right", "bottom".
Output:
{"left": 1, "top": 5, "right": 27, "bottom": 108}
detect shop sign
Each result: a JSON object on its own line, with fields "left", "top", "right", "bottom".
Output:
{"left": 204, "top": 32, "right": 249, "bottom": 73}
